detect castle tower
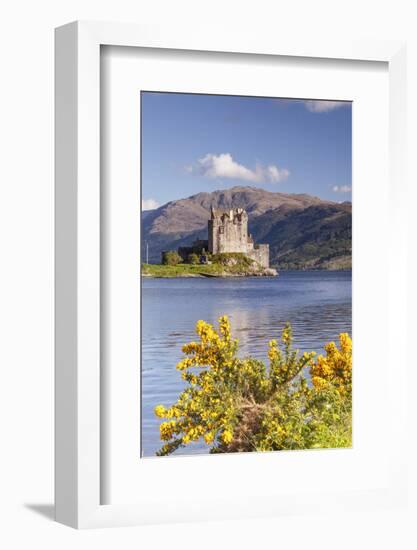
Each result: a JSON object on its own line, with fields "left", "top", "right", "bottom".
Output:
{"left": 208, "top": 207, "right": 250, "bottom": 254}
{"left": 176, "top": 206, "right": 270, "bottom": 269}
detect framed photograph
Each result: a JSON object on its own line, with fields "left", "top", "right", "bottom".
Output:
{"left": 139, "top": 90, "right": 353, "bottom": 460}
{"left": 55, "top": 21, "right": 407, "bottom": 528}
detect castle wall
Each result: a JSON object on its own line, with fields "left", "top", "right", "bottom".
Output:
{"left": 209, "top": 212, "right": 249, "bottom": 254}
{"left": 206, "top": 208, "right": 270, "bottom": 268}
{"left": 178, "top": 240, "right": 208, "bottom": 262}
{"left": 208, "top": 219, "right": 215, "bottom": 253}
{"left": 247, "top": 244, "right": 269, "bottom": 268}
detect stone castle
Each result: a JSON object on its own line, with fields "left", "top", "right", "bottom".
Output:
{"left": 178, "top": 207, "right": 269, "bottom": 268}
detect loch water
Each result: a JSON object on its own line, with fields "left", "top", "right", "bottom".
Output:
{"left": 141, "top": 270, "right": 352, "bottom": 457}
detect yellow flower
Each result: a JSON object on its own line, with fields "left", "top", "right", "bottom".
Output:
{"left": 219, "top": 315, "right": 232, "bottom": 341}
{"left": 282, "top": 324, "right": 292, "bottom": 346}
{"left": 221, "top": 429, "right": 233, "bottom": 444}
{"left": 154, "top": 405, "right": 166, "bottom": 418}
{"left": 160, "top": 421, "right": 176, "bottom": 441}
{"left": 312, "top": 376, "right": 327, "bottom": 390}
{"left": 339, "top": 333, "right": 352, "bottom": 354}
{"left": 154, "top": 316, "right": 352, "bottom": 456}
{"left": 268, "top": 339, "right": 280, "bottom": 362}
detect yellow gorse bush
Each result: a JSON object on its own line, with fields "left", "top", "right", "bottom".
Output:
{"left": 154, "top": 315, "right": 352, "bottom": 455}
{"left": 310, "top": 333, "right": 352, "bottom": 396}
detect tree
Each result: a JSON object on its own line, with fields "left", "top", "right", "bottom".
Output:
{"left": 188, "top": 253, "right": 200, "bottom": 265}
{"left": 161, "top": 250, "right": 182, "bottom": 266}
{"left": 154, "top": 316, "right": 352, "bottom": 455}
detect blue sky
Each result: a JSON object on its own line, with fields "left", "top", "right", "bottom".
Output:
{"left": 141, "top": 92, "right": 352, "bottom": 210}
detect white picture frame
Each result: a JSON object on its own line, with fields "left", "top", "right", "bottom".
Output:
{"left": 55, "top": 21, "right": 407, "bottom": 529}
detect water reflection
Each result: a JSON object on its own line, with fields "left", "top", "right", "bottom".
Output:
{"left": 141, "top": 271, "right": 351, "bottom": 457}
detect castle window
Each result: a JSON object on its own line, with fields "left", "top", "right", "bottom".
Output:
{"left": 219, "top": 227, "right": 224, "bottom": 234}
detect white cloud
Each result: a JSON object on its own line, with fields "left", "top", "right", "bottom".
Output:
{"left": 195, "top": 153, "right": 289, "bottom": 184}
{"left": 142, "top": 198, "right": 160, "bottom": 210}
{"left": 305, "top": 100, "right": 346, "bottom": 113}
{"left": 332, "top": 185, "right": 351, "bottom": 193}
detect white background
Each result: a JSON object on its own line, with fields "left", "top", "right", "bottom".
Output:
{"left": 0, "top": 1, "right": 416, "bottom": 549}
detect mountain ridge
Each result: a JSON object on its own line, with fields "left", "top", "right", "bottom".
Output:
{"left": 142, "top": 186, "right": 351, "bottom": 269}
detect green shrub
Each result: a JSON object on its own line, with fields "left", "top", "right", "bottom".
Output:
{"left": 188, "top": 253, "right": 200, "bottom": 265}
{"left": 211, "top": 252, "right": 253, "bottom": 267}
{"left": 162, "top": 250, "right": 182, "bottom": 266}
{"left": 155, "top": 316, "right": 352, "bottom": 455}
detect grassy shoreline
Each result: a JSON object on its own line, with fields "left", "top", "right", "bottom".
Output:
{"left": 141, "top": 263, "right": 352, "bottom": 278}
{"left": 141, "top": 263, "right": 277, "bottom": 278}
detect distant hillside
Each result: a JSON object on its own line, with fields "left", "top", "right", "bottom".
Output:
{"left": 141, "top": 186, "right": 351, "bottom": 270}
{"left": 250, "top": 203, "right": 351, "bottom": 269}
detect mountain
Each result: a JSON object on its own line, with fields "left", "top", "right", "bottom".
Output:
{"left": 250, "top": 202, "right": 351, "bottom": 269}
{"left": 141, "top": 209, "right": 155, "bottom": 220}
{"left": 142, "top": 186, "right": 351, "bottom": 269}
